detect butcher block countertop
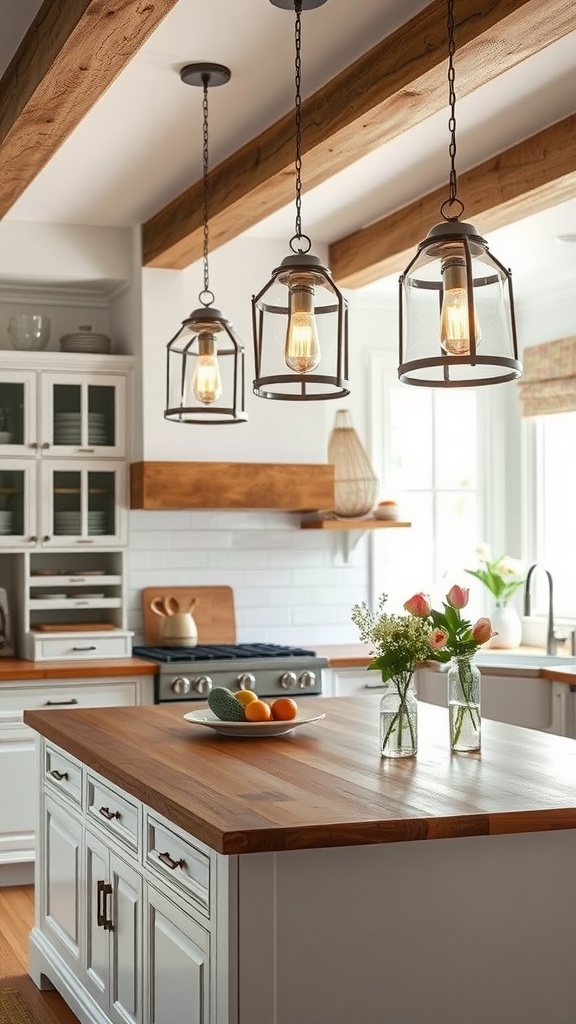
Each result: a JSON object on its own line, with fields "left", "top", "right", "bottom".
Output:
{"left": 0, "top": 657, "right": 156, "bottom": 682}
{"left": 24, "top": 696, "right": 576, "bottom": 856}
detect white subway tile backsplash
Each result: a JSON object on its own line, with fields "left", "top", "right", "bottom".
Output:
{"left": 128, "top": 510, "right": 370, "bottom": 646}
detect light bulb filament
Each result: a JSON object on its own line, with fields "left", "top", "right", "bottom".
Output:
{"left": 191, "top": 332, "right": 223, "bottom": 405}
{"left": 440, "top": 257, "right": 481, "bottom": 356}
{"left": 284, "top": 280, "right": 321, "bottom": 374}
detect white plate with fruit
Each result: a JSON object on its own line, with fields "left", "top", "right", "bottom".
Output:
{"left": 183, "top": 688, "right": 325, "bottom": 737}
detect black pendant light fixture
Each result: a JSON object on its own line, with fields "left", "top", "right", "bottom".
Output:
{"left": 252, "top": 0, "right": 350, "bottom": 401}
{"left": 398, "top": 0, "right": 522, "bottom": 388}
{"left": 164, "top": 63, "right": 247, "bottom": 424}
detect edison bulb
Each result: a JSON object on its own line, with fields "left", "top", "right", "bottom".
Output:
{"left": 440, "top": 257, "right": 480, "bottom": 356}
{"left": 284, "top": 278, "right": 321, "bottom": 373}
{"left": 191, "top": 332, "right": 222, "bottom": 405}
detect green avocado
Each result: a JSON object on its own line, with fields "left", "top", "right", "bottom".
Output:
{"left": 207, "top": 687, "right": 246, "bottom": 722}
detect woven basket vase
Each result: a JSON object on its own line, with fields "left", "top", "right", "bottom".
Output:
{"left": 327, "top": 410, "right": 379, "bottom": 517}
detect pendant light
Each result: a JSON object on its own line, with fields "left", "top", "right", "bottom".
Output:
{"left": 164, "top": 63, "right": 247, "bottom": 424}
{"left": 252, "top": 0, "right": 350, "bottom": 401}
{"left": 398, "top": 0, "right": 522, "bottom": 388}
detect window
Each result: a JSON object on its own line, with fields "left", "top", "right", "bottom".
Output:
{"left": 369, "top": 351, "right": 484, "bottom": 612}
{"left": 524, "top": 411, "right": 576, "bottom": 619}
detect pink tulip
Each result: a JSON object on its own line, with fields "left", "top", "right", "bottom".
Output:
{"left": 428, "top": 628, "right": 448, "bottom": 650}
{"left": 472, "top": 617, "right": 495, "bottom": 645}
{"left": 404, "top": 593, "right": 431, "bottom": 617}
{"left": 446, "top": 585, "right": 469, "bottom": 610}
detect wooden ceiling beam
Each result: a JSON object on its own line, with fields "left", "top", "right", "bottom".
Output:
{"left": 143, "top": 0, "right": 576, "bottom": 270}
{"left": 0, "top": 0, "right": 180, "bottom": 218}
{"left": 329, "top": 112, "right": 576, "bottom": 287}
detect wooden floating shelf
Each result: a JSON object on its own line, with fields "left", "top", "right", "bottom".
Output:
{"left": 130, "top": 461, "right": 335, "bottom": 512}
{"left": 301, "top": 519, "right": 411, "bottom": 531}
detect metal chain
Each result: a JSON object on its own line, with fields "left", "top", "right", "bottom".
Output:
{"left": 201, "top": 74, "right": 212, "bottom": 303}
{"left": 293, "top": 0, "right": 303, "bottom": 240}
{"left": 288, "top": 0, "right": 312, "bottom": 254}
{"left": 441, "top": 0, "right": 464, "bottom": 221}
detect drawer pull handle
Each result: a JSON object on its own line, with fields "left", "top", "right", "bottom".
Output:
{"left": 97, "top": 880, "right": 113, "bottom": 930}
{"left": 158, "top": 850, "right": 186, "bottom": 871}
{"left": 76, "top": 539, "right": 95, "bottom": 544}
{"left": 44, "top": 698, "right": 79, "bottom": 706}
{"left": 72, "top": 646, "right": 97, "bottom": 651}
{"left": 99, "top": 805, "right": 121, "bottom": 821}
{"left": 49, "top": 769, "right": 68, "bottom": 781}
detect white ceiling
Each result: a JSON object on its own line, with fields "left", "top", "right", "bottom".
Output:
{"left": 3, "top": 0, "right": 576, "bottom": 300}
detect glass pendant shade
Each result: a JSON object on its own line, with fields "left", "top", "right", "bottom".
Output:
{"left": 165, "top": 307, "right": 247, "bottom": 424}
{"left": 399, "top": 221, "right": 521, "bottom": 387}
{"left": 252, "top": 253, "right": 350, "bottom": 400}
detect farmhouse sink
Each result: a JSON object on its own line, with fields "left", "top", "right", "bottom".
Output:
{"left": 475, "top": 650, "right": 575, "bottom": 669}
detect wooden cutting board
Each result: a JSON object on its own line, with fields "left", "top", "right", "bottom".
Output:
{"left": 33, "top": 622, "right": 117, "bottom": 632}
{"left": 142, "top": 587, "right": 236, "bottom": 646}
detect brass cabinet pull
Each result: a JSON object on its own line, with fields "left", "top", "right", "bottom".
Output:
{"left": 99, "top": 806, "right": 121, "bottom": 821}
{"left": 97, "top": 880, "right": 113, "bottom": 930}
{"left": 158, "top": 850, "right": 186, "bottom": 871}
{"left": 44, "top": 698, "right": 79, "bottom": 706}
{"left": 49, "top": 769, "right": 68, "bottom": 781}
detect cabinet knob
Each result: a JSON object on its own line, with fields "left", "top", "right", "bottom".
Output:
{"left": 29, "top": 442, "right": 38, "bottom": 449}
{"left": 28, "top": 536, "right": 38, "bottom": 543}
{"left": 41, "top": 441, "right": 50, "bottom": 449}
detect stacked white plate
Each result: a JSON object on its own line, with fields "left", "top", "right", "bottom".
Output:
{"left": 54, "top": 412, "right": 109, "bottom": 445}
{"left": 54, "top": 511, "right": 108, "bottom": 535}
{"left": 59, "top": 326, "right": 111, "bottom": 354}
{"left": 0, "top": 510, "right": 13, "bottom": 535}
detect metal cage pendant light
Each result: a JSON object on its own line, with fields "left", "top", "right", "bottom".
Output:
{"left": 164, "top": 63, "right": 247, "bottom": 425}
{"left": 398, "top": 0, "right": 522, "bottom": 388}
{"left": 252, "top": 0, "right": 350, "bottom": 401}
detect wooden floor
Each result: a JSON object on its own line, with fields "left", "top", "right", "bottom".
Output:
{"left": 0, "top": 885, "right": 79, "bottom": 1024}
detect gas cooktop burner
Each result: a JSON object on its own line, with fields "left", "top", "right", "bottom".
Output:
{"left": 133, "top": 643, "right": 318, "bottom": 664}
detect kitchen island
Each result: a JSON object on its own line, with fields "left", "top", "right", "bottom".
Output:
{"left": 25, "top": 697, "right": 576, "bottom": 1024}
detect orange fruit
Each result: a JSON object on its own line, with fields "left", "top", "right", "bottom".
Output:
{"left": 270, "top": 697, "right": 298, "bottom": 721}
{"left": 244, "top": 699, "right": 273, "bottom": 722}
{"left": 234, "top": 689, "right": 259, "bottom": 707}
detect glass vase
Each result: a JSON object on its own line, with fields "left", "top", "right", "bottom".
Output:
{"left": 448, "top": 656, "right": 481, "bottom": 752}
{"left": 379, "top": 671, "right": 417, "bottom": 758}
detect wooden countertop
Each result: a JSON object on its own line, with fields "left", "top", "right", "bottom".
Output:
{"left": 24, "top": 696, "right": 576, "bottom": 856}
{"left": 0, "top": 657, "right": 156, "bottom": 681}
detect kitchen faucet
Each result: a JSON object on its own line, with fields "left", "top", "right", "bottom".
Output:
{"left": 523, "top": 564, "right": 558, "bottom": 656}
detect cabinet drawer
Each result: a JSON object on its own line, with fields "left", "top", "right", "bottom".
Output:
{"left": 24, "top": 631, "right": 133, "bottom": 661}
{"left": 145, "top": 813, "right": 210, "bottom": 917}
{"left": 0, "top": 681, "right": 139, "bottom": 713}
{"left": 87, "top": 774, "right": 140, "bottom": 854}
{"left": 45, "top": 745, "right": 82, "bottom": 808}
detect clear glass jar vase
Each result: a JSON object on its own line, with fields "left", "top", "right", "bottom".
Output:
{"left": 448, "top": 656, "right": 481, "bottom": 752}
{"left": 379, "top": 671, "right": 417, "bottom": 758}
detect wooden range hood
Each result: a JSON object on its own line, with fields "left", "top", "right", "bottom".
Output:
{"left": 130, "top": 462, "right": 335, "bottom": 511}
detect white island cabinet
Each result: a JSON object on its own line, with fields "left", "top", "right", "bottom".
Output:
{"left": 24, "top": 699, "right": 576, "bottom": 1024}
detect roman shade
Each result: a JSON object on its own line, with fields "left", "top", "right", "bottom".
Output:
{"left": 518, "top": 336, "right": 576, "bottom": 417}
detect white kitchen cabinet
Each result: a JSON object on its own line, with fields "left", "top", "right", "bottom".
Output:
{"left": 323, "top": 667, "right": 379, "bottom": 697}
{"left": 145, "top": 880, "right": 210, "bottom": 1024}
{"left": 39, "top": 792, "right": 83, "bottom": 974}
{"left": 416, "top": 665, "right": 561, "bottom": 734}
{"left": 0, "top": 675, "right": 153, "bottom": 884}
{"left": 0, "top": 353, "right": 131, "bottom": 550}
{"left": 31, "top": 745, "right": 220, "bottom": 1024}
{"left": 84, "top": 827, "right": 142, "bottom": 1024}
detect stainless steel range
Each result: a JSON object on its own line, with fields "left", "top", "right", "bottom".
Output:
{"left": 132, "top": 643, "right": 327, "bottom": 702}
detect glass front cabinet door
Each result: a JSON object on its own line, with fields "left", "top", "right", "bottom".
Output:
{"left": 0, "top": 461, "right": 38, "bottom": 547}
{"left": 40, "top": 463, "right": 128, "bottom": 548}
{"left": 41, "top": 374, "right": 126, "bottom": 458}
{"left": 0, "top": 371, "right": 37, "bottom": 454}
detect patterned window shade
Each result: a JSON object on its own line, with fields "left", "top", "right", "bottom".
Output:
{"left": 518, "top": 336, "right": 576, "bottom": 417}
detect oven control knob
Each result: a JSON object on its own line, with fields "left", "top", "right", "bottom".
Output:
{"left": 237, "top": 673, "right": 256, "bottom": 691}
{"left": 280, "top": 671, "right": 297, "bottom": 690}
{"left": 299, "top": 671, "right": 316, "bottom": 689}
{"left": 192, "top": 675, "right": 213, "bottom": 695}
{"left": 171, "top": 676, "right": 191, "bottom": 696}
